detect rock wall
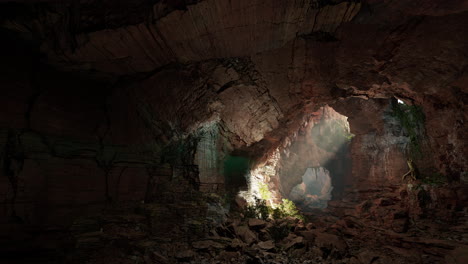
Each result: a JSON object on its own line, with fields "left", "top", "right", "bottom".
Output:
{"left": 2, "top": 0, "right": 466, "bottom": 177}
{"left": 0, "top": 62, "right": 155, "bottom": 253}
{"left": 332, "top": 99, "right": 409, "bottom": 193}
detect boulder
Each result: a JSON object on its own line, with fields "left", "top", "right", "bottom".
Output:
{"left": 281, "top": 234, "right": 304, "bottom": 250}
{"left": 257, "top": 240, "right": 275, "bottom": 251}
{"left": 230, "top": 238, "right": 246, "bottom": 249}
{"left": 192, "top": 240, "right": 225, "bottom": 250}
{"left": 313, "top": 231, "right": 348, "bottom": 253}
{"left": 248, "top": 218, "right": 267, "bottom": 229}
{"left": 233, "top": 225, "right": 257, "bottom": 244}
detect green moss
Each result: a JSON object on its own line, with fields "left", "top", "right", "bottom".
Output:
{"left": 276, "top": 199, "right": 304, "bottom": 221}
{"left": 270, "top": 207, "right": 284, "bottom": 219}
{"left": 391, "top": 100, "right": 426, "bottom": 159}
{"left": 258, "top": 182, "right": 272, "bottom": 200}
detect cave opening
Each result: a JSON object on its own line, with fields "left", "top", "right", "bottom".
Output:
{"left": 240, "top": 105, "right": 353, "bottom": 211}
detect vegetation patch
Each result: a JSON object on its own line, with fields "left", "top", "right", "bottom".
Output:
{"left": 244, "top": 199, "right": 270, "bottom": 220}
{"left": 258, "top": 182, "right": 272, "bottom": 200}
{"left": 390, "top": 99, "right": 426, "bottom": 159}
{"left": 243, "top": 198, "right": 304, "bottom": 221}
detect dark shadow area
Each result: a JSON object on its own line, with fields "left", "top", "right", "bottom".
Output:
{"left": 323, "top": 143, "right": 352, "bottom": 200}
{"left": 223, "top": 155, "right": 249, "bottom": 194}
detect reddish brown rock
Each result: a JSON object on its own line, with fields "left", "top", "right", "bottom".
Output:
{"left": 233, "top": 225, "right": 257, "bottom": 245}
{"left": 312, "top": 231, "right": 348, "bottom": 254}
{"left": 248, "top": 218, "right": 267, "bottom": 229}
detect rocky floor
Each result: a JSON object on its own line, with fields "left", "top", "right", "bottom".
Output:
{"left": 62, "top": 191, "right": 468, "bottom": 264}
{"left": 70, "top": 216, "right": 466, "bottom": 264}
{"left": 3, "top": 184, "right": 467, "bottom": 264}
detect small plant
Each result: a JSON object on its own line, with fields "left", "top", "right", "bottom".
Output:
{"left": 277, "top": 199, "right": 305, "bottom": 221}
{"left": 244, "top": 198, "right": 270, "bottom": 220}
{"left": 271, "top": 207, "right": 285, "bottom": 219}
{"left": 244, "top": 204, "right": 258, "bottom": 219}
{"left": 257, "top": 200, "right": 270, "bottom": 220}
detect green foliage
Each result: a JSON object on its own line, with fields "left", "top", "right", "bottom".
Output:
{"left": 276, "top": 199, "right": 305, "bottom": 221}
{"left": 345, "top": 133, "right": 355, "bottom": 141}
{"left": 257, "top": 200, "right": 270, "bottom": 221}
{"left": 271, "top": 207, "right": 285, "bottom": 219}
{"left": 258, "top": 183, "right": 272, "bottom": 200}
{"left": 244, "top": 204, "right": 258, "bottom": 219}
{"left": 244, "top": 199, "right": 270, "bottom": 220}
{"left": 391, "top": 100, "right": 426, "bottom": 159}
{"left": 243, "top": 198, "right": 304, "bottom": 222}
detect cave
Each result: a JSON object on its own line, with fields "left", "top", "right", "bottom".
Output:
{"left": 0, "top": 1, "right": 467, "bottom": 264}
{"left": 285, "top": 106, "right": 352, "bottom": 210}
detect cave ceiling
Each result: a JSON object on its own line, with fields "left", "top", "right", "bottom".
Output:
{"left": 1, "top": 0, "right": 467, "bottom": 161}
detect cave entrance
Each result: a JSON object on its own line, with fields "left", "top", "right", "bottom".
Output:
{"left": 282, "top": 106, "right": 352, "bottom": 210}
{"left": 241, "top": 105, "right": 352, "bottom": 211}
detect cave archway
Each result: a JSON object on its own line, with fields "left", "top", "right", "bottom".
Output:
{"left": 241, "top": 105, "right": 353, "bottom": 210}
{"left": 281, "top": 106, "right": 352, "bottom": 210}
